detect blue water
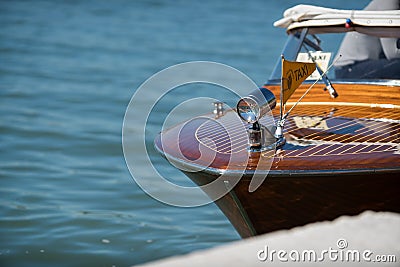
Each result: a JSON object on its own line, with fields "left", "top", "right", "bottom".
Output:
{"left": 0, "top": 0, "right": 370, "bottom": 266}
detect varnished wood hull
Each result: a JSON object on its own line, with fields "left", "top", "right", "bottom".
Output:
{"left": 183, "top": 170, "right": 400, "bottom": 237}
{"left": 154, "top": 82, "right": 400, "bottom": 237}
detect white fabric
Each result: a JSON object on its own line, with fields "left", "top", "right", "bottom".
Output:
{"left": 334, "top": 0, "right": 400, "bottom": 67}
{"left": 274, "top": 4, "right": 400, "bottom": 31}
{"left": 381, "top": 38, "right": 400, "bottom": 59}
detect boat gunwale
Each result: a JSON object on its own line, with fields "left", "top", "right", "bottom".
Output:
{"left": 154, "top": 136, "right": 400, "bottom": 178}
{"left": 265, "top": 79, "right": 400, "bottom": 87}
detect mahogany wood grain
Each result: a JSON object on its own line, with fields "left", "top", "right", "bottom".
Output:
{"left": 264, "top": 83, "right": 400, "bottom": 105}
{"left": 155, "top": 85, "right": 400, "bottom": 173}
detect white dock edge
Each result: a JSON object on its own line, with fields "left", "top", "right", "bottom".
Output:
{"left": 135, "top": 211, "right": 400, "bottom": 266}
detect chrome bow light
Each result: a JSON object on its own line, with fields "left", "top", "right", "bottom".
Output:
{"left": 236, "top": 87, "right": 284, "bottom": 151}
{"left": 237, "top": 87, "right": 276, "bottom": 123}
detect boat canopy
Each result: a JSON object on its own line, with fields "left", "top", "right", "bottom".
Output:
{"left": 274, "top": 5, "right": 400, "bottom": 37}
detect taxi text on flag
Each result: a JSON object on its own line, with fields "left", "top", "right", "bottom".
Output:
{"left": 281, "top": 56, "right": 316, "bottom": 104}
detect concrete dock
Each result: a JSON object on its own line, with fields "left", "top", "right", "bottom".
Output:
{"left": 135, "top": 211, "right": 399, "bottom": 266}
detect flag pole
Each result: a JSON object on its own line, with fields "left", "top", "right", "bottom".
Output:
{"left": 275, "top": 54, "right": 317, "bottom": 140}
{"left": 275, "top": 55, "right": 285, "bottom": 139}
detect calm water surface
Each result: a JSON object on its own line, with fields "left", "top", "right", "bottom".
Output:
{"left": 0, "top": 0, "right": 369, "bottom": 266}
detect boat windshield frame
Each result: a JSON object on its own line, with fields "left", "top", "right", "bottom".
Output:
{"left": 267, "top": 26, "right": 400, "bottom": 84}
{"left": 268, "top": 28, "right": 309, "bottom": 82}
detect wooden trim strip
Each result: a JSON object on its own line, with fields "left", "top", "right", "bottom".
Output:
{"left": 282, "top": 102, "right": 400, "bottom": 109}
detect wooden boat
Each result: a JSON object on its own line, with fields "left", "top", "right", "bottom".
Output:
{"left": 154, "top": 5, "right": 400, "bottom": 237}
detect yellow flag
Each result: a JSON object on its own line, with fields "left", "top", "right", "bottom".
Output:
{"left": 281, "top": 57, "right": 316, "bottom": 104}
